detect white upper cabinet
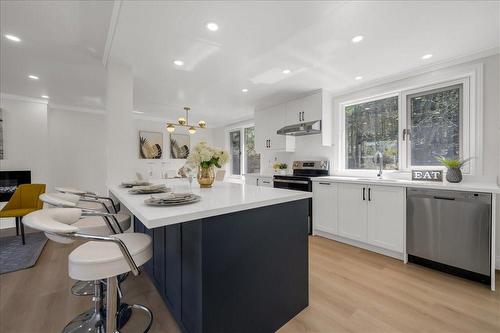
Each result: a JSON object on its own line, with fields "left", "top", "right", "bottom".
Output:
{"left": 285, "top": 92, "right": 322, "bottom": 124}
{"left": 255, "top": 89, "right": 332, "bottom": 152}
{"left": 255, "top": 104, "right": 295, "bottom": 152}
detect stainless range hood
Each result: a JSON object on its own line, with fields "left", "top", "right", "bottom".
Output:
{"left": 277, "top": 120, "right": 321, "bottom": 136}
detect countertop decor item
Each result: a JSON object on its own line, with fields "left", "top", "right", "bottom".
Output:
{"left": 436, "top": 156, "right": 472, "bottom": 183}
{"left": 273, "top": 162, "right": 288, "bottom": 175}
{"left": 187, "top": 141, "right": 229, "bottom": 188}
{"left": 166, "top": 106, "right": 206, "bottom": 135}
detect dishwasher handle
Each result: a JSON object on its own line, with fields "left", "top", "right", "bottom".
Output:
{"left": 433, "top": 196, "right": 456, "bottom": 201}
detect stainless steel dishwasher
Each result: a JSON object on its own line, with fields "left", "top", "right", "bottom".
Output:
{"left": 406, "top": 188, "right": 491, "bottom": 284}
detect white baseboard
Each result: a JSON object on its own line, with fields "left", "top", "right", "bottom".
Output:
{"left": 0, "top": 217, "right": 15, "bottom": 230}
{"left": 313, "top": 229, "right": 405, "bottom": 261}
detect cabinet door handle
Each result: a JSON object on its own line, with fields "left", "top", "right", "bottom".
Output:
{"left": 262, "top": 181, "right": 271, "bottom": 184}
{"left": 368, "top": 188, "right": 371, "bottom": 201}
{"left": 268, "top": 139, "right": 271, "bottom": 148}
{"left": 319, "top": 182, "right": 331, "bottom": 185}
{"left": 362, "top": 187, "right": 366, "bottom": 201}
{"left": 301, "top": 111, "right": 304, "bottom": 121}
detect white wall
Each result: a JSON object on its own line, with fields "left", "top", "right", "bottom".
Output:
{"left": 47, "top": 108, "right": 107, "bottom": 195}
{"left": 133, "top": 117, "right": 215, "bottom": 178}
{"left": 0, "top": 96, "right": 49, "bottom": 186}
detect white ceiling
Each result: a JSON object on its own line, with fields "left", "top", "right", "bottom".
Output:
{"left": 0, "top": 0, "right": 113, "bottom": 108}
{"left": 1, "top": 1, "right": 499, "bottom": 127}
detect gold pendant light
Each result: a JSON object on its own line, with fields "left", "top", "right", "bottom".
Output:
{"left": 166, "top": 107, "right": 206, "bottom": 134}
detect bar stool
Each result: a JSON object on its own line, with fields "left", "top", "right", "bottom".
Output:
{"left": 23, "top": 208, "right": 153, "bottom": 333}
{"left": 54, "top": 187, "right": 120, "bottom": 214}
{"left": 40, "top": 192, "right": 132, "bottom": 296}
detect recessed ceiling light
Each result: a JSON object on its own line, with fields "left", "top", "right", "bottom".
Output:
{"left": 421, "top": 54, "right": 433, "bottom": 60}
{"left": 133, "top": 110, "right": 144, "bottom": 114}
{"left": 206, "top": 22, "right": 219, "bottom": 31}
{"left": 41, "top": 95, "right": 49, "bottom": 99}
{"left": 282, "top": 69, "right": 291, "bottom": 74}
{"left": 173, "top": 60, "right": 184, "bottom": 66}
{"left": 28, "top": 75, "right": 39, "bottom": 80}
{"left": 241, "top": 88, "right": 248, "bottom": 93}
{"left": 4, "top": 34, "right": 21, "bottom": 42}
{"left": 351, "top": 35, "right": 364, "bottom": 43}
{"left": 354, "top": 76, "right": 363, "bottom": 80}
{"left": 364, "top": 107, "right": 370, "bottom": 110}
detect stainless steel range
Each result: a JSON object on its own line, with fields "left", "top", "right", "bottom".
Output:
{"left": 274, "top": 160, "right": 329, "bottom": 234}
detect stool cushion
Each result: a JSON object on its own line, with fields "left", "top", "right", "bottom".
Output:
{"left": 73, "top": 214, "right": 131, "bottom": 236}
{"left": 68, "top": 233, "right": 152, "bottom": 281}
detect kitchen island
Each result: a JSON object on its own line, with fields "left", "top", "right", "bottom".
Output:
{"left": 109, "top": 181, "right": 312, "bottom": 333}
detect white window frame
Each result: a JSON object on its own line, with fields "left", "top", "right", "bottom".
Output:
{"left": 339, "top": 91, "right": 401, "bottom": 175}
{"left": 402, "top": 77, "right": 471, "bottom": 173}
{"left": 338, "top": 66, "right": 480, "bottom": 176}
{"left": 225, "top": 122, "right": 257, "bottom": 178}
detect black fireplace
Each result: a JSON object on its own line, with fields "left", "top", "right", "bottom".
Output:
{"left": 0, "top": 171, "right": 31, "bottom": 202}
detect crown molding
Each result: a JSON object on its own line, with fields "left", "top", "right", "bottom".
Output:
{"left": 0, "top": 93, "right": 48, "bottom": 105}
{"left": 49, "top": 103, "right": 106, "bottom": 115}
{"left": 331, "top": 46, "right": 499, "bottom": 97}
{"left": 102, "top": 0, "right": 122, "bottom": 67}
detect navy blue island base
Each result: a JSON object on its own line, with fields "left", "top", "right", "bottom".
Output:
{"left": 134, "top": 199, "right": 309, "bottom": 333}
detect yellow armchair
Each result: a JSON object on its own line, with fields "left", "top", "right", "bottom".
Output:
{"left": 0, "top": 184, "right": 46, "bottom": 245}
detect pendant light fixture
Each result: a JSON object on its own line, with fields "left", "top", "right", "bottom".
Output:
{"left": 166, "top": 107, "right": 206, "bottom": 134}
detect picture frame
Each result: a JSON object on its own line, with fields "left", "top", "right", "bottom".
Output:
{"left": 139, "top": 131, "right": 163, "bottom": 159}
{"left": 170, "top": 133, "right": 190, "bottom": 159}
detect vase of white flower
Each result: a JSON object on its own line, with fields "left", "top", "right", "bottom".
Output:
{"left": 187, "top": 141, "right": 229, "bottom": 188}
{"left": 197, "top": 165, "right": 216, "bottom": 188}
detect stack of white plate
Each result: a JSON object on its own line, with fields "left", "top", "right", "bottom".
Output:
{"left": 120, "top": 180, "right": 152, "bottom": 188}
{"left": 144, "top": 193, "right": 201, "bottom": 206}
{"left": 128, "top": 184, "right": 170, "bottom": 194}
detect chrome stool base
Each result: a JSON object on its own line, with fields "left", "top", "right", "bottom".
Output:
{"left": 71, "top": 280, "right": 95, "bottom": 296}
{"left": 62, "top": 308, "right": 104, "bottom": 333}
{"left": 118, "top": 304, "right": 154, "bottom": 333}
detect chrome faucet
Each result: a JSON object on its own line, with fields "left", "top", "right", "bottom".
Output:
{"left": 374, "top": 151, "right": 384, "bottom": 178}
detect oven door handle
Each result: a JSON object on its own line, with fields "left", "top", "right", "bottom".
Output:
{"left": 273, "top": 179, "right": 309, "bottom": 185}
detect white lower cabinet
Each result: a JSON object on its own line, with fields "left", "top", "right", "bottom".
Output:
{"left": 366, "top": 185, "right": 404, "bottom": 252}
{"left": 314, "top": 181, "right": 405, "bottom": 257}
{"left": 338, "top": 183, "right": 368, "bottom": 242}
{"left": 312, "top": 181, "right": 338, "bottom": 234}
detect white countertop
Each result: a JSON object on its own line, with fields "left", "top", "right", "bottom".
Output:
{"left": 109, "top": 180, "right": 311, "bottom": 229}
{"left": 312, "top": 176, "right": 500, "bottom": 193}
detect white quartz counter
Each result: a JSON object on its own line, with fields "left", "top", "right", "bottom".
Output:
{"left": 109, "top": 180, "right": 311, "bottom": 228}
{"left": 312, "top": 176, "right": 500, "bottom": 193}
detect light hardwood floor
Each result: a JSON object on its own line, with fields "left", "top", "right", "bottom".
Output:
{"left": 1, "top": 229, "right": 499, "bottom": 333}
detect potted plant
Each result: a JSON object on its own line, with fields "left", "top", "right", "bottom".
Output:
{"left": 436, "top": 156, "right": 472, "bottom": 183}
{"left": 273, "top": 162, "right": 288, "bottom": 175}
{"left": 187, "top": 142, "right": 229, "bottom": 188}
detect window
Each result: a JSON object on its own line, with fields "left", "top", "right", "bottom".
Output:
{"left": 408, "top": 84, "right": 462, "bottom": 166}
{"left": 229, "top": 130, "right": 241, "bottom": 175}
{"left": 244, "top": 127, "right": 260, "bottom": 174}
{"left": 345, "top": 95, "right": 399, "bottom": 170}
{"left": 341, "top": 78, "right": 471, "bottom": 173}
{"left": 228, "top": 125, "right": 260, "bottom": 176}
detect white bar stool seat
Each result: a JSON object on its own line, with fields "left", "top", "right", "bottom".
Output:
{"left": 69, "top": 232, "right": 152, "bottom": 281}
{"left": 73, "top": 215, "right": 131, "bottom": 236}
